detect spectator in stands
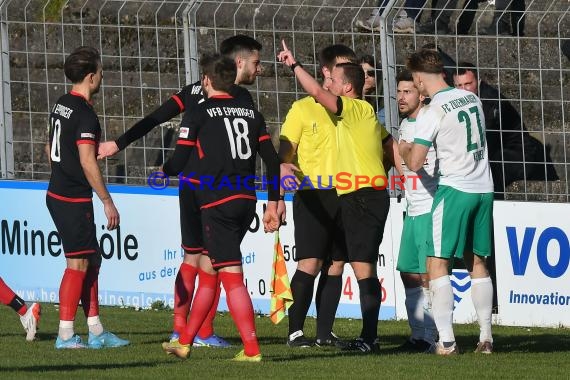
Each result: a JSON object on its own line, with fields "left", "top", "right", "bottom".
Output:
{"left": 417, "top": 0, "right": 481, "bottom": 35}
{"left": 453, "top": 62, "right": 559, "bottom": 199}
{"left": 359, "top": 54, "right": 385, "bottom": 125}
{"left": 483, "top": 0, "right": 525, "bottom": 36}
{"left": 355, "top": 0, "right": 427, "bottom": 33}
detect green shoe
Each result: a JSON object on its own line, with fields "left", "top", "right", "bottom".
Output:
{"left": 232, "top": 349, "right": 262, "bottom": 362}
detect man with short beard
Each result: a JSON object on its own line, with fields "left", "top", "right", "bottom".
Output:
{"left": 394, "top": 70, "right": 438, "bottom": 352}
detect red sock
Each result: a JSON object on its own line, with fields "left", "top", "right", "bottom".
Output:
{"left": 197, "top": 277, "right": 221, "bottom": 339}
{"left": 173, "top": 263, "right": 198, "bottom": 334}
{"left": 81, "top": 266, "right": 100, "bottom": 317}
{"left": 219, "top": 271, "right": 259, "bottom": 356}
{"left": 179, "top": 269, "right": 217, "bottom": 345}
{"left": 59, "top": 269, "right": 86, "bottom": 321}
{"left": 0, "top": 277, "right": 27, "bottom": 315}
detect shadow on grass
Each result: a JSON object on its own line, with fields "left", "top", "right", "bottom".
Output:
{"left": 489, "top": 333, "right": 570, "bottom": 353}
{"left": 1, "top": 361, "right": 177, "bottom": 373}
{"left": 379, "top": 333, "right": 570, "bottom": 354}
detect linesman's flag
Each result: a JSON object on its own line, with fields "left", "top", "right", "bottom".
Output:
{"left": 269, "top": 231, "right": 293, "bottom": 324}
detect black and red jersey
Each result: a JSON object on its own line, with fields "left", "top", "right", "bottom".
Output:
{"left": 172, "top": 81, "right": 254, "bottom": 115}
{"left": 173, "top": 83, "right": 254, "bottom": 179}
{"left": 47, "top": 91, "right": 101, "bottom": 201}
{"left": 114, "top": 80, "right": 254, "bottom": 152}
{"left": 163, "top": 94, "right": 280, "bottom": 207}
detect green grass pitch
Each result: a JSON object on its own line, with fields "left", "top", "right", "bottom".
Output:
{"left": 1, "top": 304, "right": 570, "bottom": 379}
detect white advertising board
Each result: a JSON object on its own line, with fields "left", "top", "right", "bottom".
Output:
{"left": 0, "top": 181, "right": 400, "bottom": 319}
{"left": 6, "top": 181, "right": 567, "bottom": 327}
{"left": 494, "top": 201, "right": 570, "bottom": 327}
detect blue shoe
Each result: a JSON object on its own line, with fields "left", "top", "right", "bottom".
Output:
{"left": 169, "top": 332, "right": 180, "bottom": 343}
{"left": 55, "top": 334, "right": 87, "bottom": 349}
{"left": 193, "top": 334, "right": 230, "bottom": 348}
{"left": 88, "top": 331, "right": 130, "bottom": 349}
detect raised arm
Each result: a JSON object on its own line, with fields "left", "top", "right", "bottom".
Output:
{"left": 277, "top": 40, "right": 339, "bottom": 114}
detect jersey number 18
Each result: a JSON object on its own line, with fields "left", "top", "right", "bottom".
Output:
{"left": 224, "top": 117, "right": 252, "bottom": 159}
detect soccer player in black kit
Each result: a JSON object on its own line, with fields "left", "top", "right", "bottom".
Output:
{"left": 160, "top": 54, "right": 281, "bottom": 362}
{"left": 97, "top": 35, "right": 266, "bottom": 347}
{"left": 46, "top": 46, "right": 129, "bottom": 349}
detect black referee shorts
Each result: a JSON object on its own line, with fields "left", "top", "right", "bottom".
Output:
{"left": 201, "top": 198, "right": 256, "bottom": 270}
{"left": 179, "top": 185, "right": 204, "bottom": 254}
{"left": 46, "top": 195, "right": 99, "bottom": 258}
{"left": 339, "top": 187, "right": 390, "bottom": 264}
{"left": 293, "top": 189, "right": 347, "bottom": 262}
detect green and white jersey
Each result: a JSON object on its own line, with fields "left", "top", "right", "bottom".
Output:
{"left": 413, "top": 87, "right": 494, "bottom": 193}
{"left": 399, "top": 117, "right": 438, "bottom": 216}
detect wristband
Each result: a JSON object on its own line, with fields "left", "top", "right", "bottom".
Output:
{"left": 279, "top": 195, "right": 285, "bottom": 201}
{"left": 291, "top": 61, "right": 303, "bottom": 72}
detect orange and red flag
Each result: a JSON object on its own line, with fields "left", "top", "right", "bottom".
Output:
{"left": 269, "top": 231, "right": 293, "bottom": 324}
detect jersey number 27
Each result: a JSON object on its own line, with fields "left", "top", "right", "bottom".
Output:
{"left": 458, "top": 106, "right": 484, "bottom": 152}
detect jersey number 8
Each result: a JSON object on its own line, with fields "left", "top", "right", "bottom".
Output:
{"left": 224, "top": 117, "right": 252, "bottom": 159}
{"left": 50, "top": 117, "right": 62, "bottom": 162}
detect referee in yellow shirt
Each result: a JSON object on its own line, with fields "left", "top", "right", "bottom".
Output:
{"left": 279, "top": 41, "right": 395, "bottom": 354}
{"left": 279, "top": 44, "right": 356, "bottom": 348}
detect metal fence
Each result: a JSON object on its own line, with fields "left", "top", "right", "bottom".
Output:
{"left": 0, "top": 0, "right": 568, "bottom": 200}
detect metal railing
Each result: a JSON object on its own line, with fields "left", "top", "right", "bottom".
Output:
{"left": 0, "top": 0, "right": 568, "bottom": 201}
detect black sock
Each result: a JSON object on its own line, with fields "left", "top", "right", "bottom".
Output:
{"left": 314, "top": 264, "right": 330, "bottom": 316}
{"left": 316, "top": 274, "right": 342, "bottom": 340}
{"left": 288, "top": 270, "right": 316, "bottom": 336}
{"left": 358, "top": 277, "right": 381, "bottom": 343}
{"left": 9, "top": 295, "right": 26, "bottom": 314}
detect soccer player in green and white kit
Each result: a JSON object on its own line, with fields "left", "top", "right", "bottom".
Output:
{"left": 395, "top": 70, "right": 438, "bottom": 352}
{"left": 400, "top": 50, "right": 494, "bottom": 355}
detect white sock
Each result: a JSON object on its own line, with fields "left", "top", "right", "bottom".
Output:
{"left": 422, "top": 286, "right": 438, "bottom": 344}
{"left": 87, "top": 316, "right": 104, "bottom": 336}
{"left": 430, "top": 275, "right": 455, "bottom": 344}
{"left": 404, "top": 287, "right": 424, "bottom": 341}
{"left": 471, "top": 277, "right": 493, "bottom": 343}
{"left": 58, "top": 320, "right": 75, "bottom": 340}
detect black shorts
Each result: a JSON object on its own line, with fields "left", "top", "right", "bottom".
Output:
{"left": 201, "top": 198, "right": 256, "bottom": 270}
{"left": 179, "top": 185, "right": 203, "bottom": 254}
{"left": 339, "top": 188, "right": 390, "bottom": 263}
{"left": 46, "top": 195, "right": 99, "bottom": 258}
{"left": 293, "top": 189, "right": 347, "bottom": 262}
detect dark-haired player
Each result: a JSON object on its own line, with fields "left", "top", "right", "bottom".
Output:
{"left": 394, "top": 70, "right": 438, "bottom": 351}
{"left": 47, "top": 46, "right": 129, "bottom": 349}
{"left": 400, "top": 49, "right": 494, "bottom": 355}
{"left": 160, "top": 53, "right": 281, "bottom": 362}
{"left": 97, "top": 35, "right": 265, "bottom": 348}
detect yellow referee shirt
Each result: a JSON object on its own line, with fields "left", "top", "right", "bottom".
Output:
{"left": 280, "top": 96, "right": 339, "bottom": 189}
{"left": 335, "top": 96, "right": 390, "bottom": 195}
